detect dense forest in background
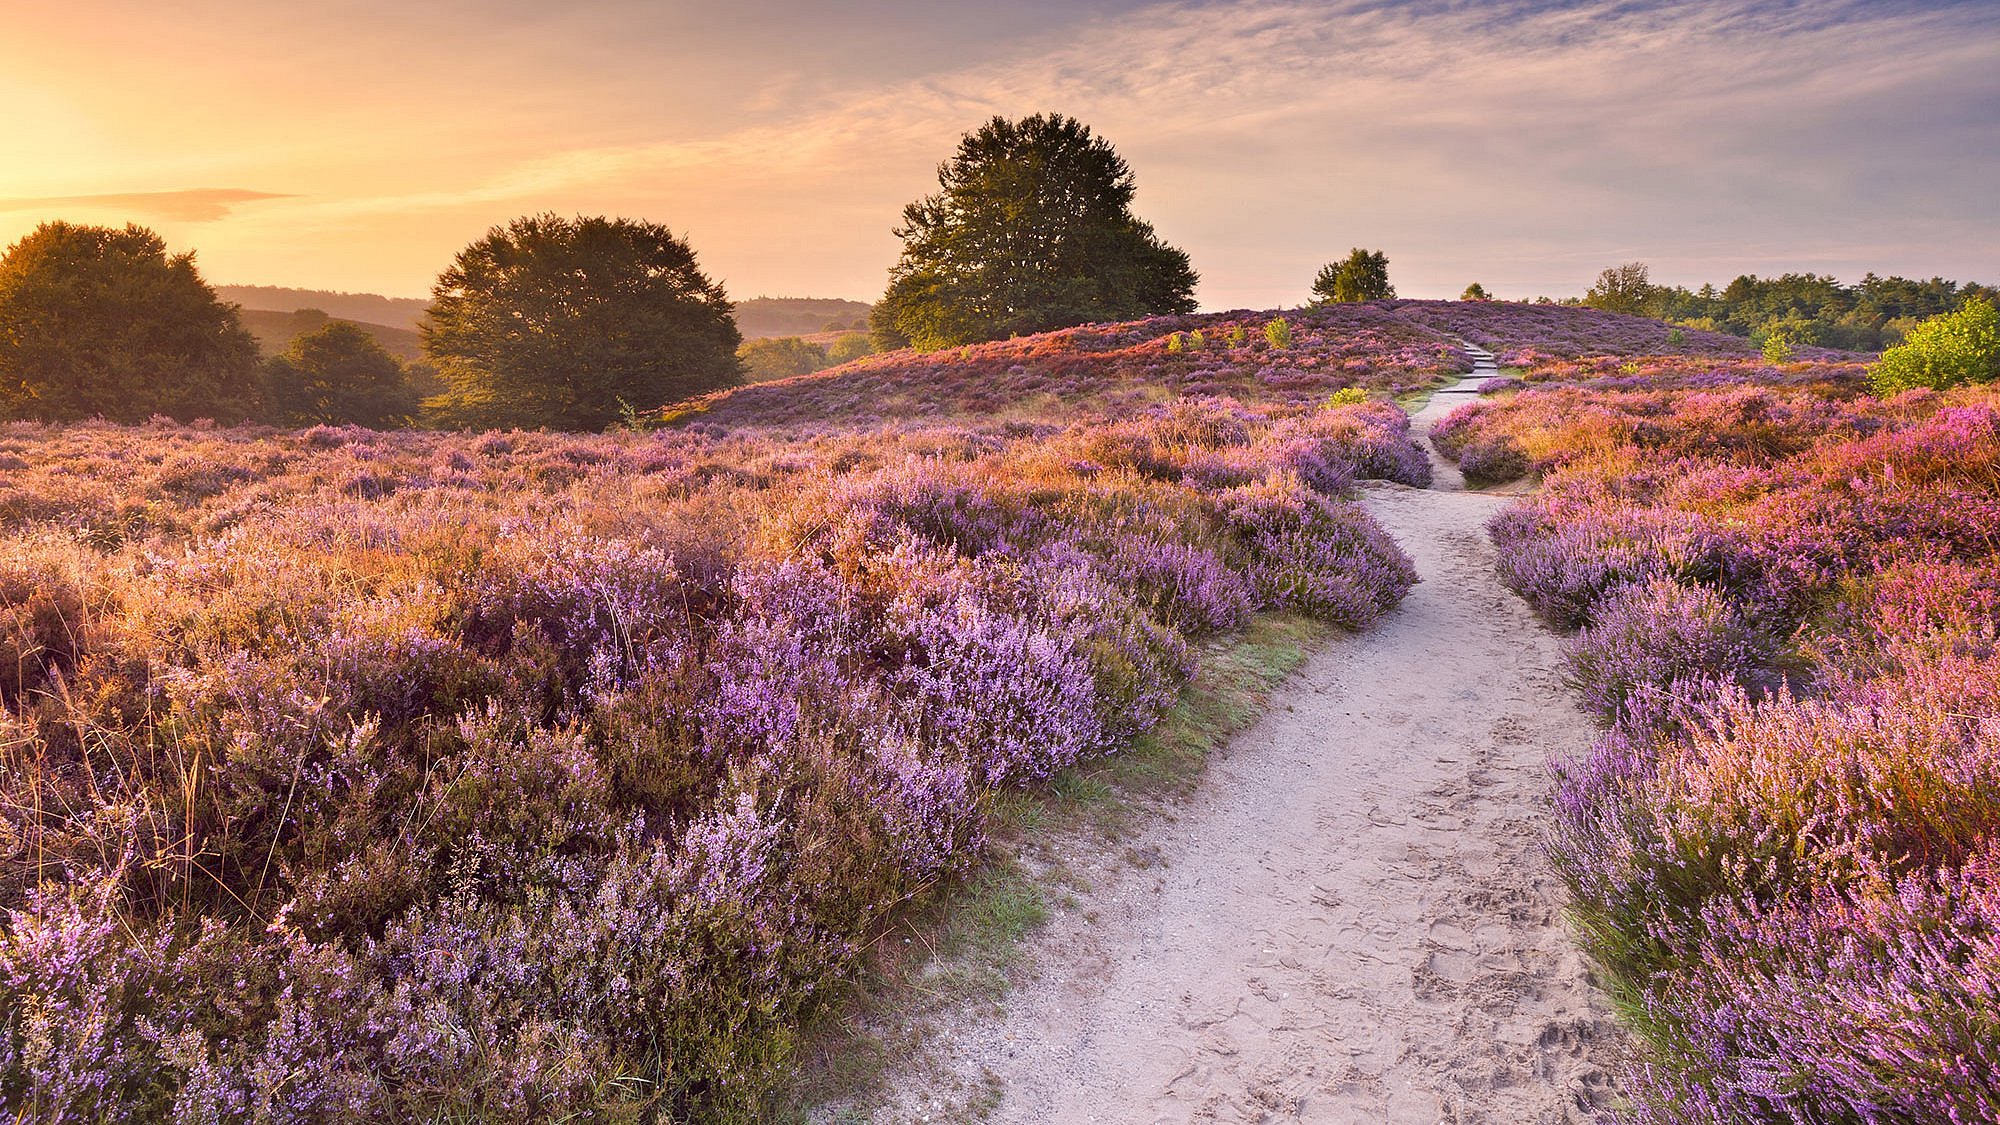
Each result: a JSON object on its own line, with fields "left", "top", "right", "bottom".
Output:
{"left": 1576, "top": 262, "right": 1997, "bottom": 352}
{"left": 732, "top": 296, "right": 872, "bottom": 338}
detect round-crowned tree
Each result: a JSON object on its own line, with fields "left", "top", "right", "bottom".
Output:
{"left": 1311, "top": 248, "right": 1395, "bottom": 304}
{"left": 876, "top": 114, "right": 1197, "bottom": 350}
{"left": 422, "top": 214, "right": 742, "bottom": 430}
{"left": 0, "top": 222, "right": 262, "bottom": 422}
{"left": 264, "top": 320, "right": 420, "bottom": 428}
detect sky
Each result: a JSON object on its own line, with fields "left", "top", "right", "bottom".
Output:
{"left": 1, "top": 0, "right": 1994, "bottom": 309}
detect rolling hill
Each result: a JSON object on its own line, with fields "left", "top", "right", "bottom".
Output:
{"left": 667, "top": 299, "right": 1828, "bottom": 433}
{"left": 237, "top": 308, "right": 424, "bottom": 361}
{"left": 216, "top": 285, "right": 432, "bottom": 329}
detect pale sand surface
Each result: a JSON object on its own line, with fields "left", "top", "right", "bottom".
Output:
{"left": 849, "top": 372, "right": 1620, "bottom": 1122}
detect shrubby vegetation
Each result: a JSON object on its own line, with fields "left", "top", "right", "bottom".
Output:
{"left": 874, "top": 114, "right": 1197, "bottom": 350}
{"left": 1869, "top": 295, "right": 2000, "bottom": 395}
{"left": 1435, "top": 364, "right": 2000, "bottom": 1122}
{"left": 0, "top": 222, "right": 262, "bottom": 423}
{"left": 737, "top": 334, "right": 877, "bottom": 383}
{"left": 738, "top": 336, "right": 832, "bottom": 382}
{"left": 825, "top": 332, "right": 872, "bottom": 365}
{"left": 0, "top": 395, "right": 1421, "bottom": 1120}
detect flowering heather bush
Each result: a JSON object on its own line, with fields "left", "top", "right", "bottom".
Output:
{"left": 1459, "top": 370, "right": 2000, "bottom": 1120}
{"left": 1433, "top": 369, "right": 1889, "bottom": 489}
{"left": 1562, "top": 579, "right": 1778, "bottom": 719}
{"left": 0, "top": 395, "right": 1416, "bottom": 1120}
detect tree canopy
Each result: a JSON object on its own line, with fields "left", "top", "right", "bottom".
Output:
{"left": 875, "top": 113, "right": 1197, "bottom": 350}
{"left": 1461, "top": 282, "right": 1490, "bottom": 301}
{"left": 265, "top": 320, "right": 420, "bottom": 428}
{"left": 1311, "top": 249, "right": 1395, "bottom": 303}
{"left": 0, "top": 222, "right": 262, "bottom": 423}
{"left": 1584, "top": 261, "right": 1656, "bottom": 316}
{"left": 825, "top": 332, "right": 874, "bottom": 365}
{"left": 421, "top": 214, "right": 742, "bottom": 430}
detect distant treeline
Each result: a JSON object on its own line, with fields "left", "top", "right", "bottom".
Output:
{"left": 216, "top": 285, "right": 432, "bottom": 330}
{"left": 221, "top": 288, "right": 874, "bottom": 344}
{"left": 1580, "top": 262, "right": 1996, "bottom": 352}
{"left": 734, "top": 296, "right": 872, "bottom": 339}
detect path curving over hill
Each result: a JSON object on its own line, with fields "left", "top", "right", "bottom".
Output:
{"left": 849, "top": 376, "right": 1621, "bottom": 1122}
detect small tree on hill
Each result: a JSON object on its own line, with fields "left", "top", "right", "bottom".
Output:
{"left": 1584, "top": 261, "right": 1658, "bottom": 317}
{"left": 875, "top": 113, "right": 1198, "bottom": 350}
{"left": 265, "top": 320, "right": 419, "bottom": 428}
{"left": 1461, "top": 282, "right": 1490, "bottom": 301}
{"left": 422, "top": 214, "right": 742, "bottom": 430}
{"left": 1869, "top": 297, "right": 2000, "bottom": 395}
{"left": 0, "top": 222, "right": 261, "bottom": 422}
{"left": 1311, "top": 249, "right": 1394, "bottom": 303}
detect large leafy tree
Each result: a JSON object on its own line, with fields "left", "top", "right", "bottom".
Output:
{"left": 0, "top": 222, "right": 261, "bottom": 422}
{"left": 422, "top": 214, "right": 742, "bottom": 430}
{"left": 877, "top": 114, "right": 1197, "bottom": 350}
{"left": 1311, "top": 248, "right": 1395, "bottom": 303}
{"left": 264, "top": 320, "right": 420, "bottom": 428}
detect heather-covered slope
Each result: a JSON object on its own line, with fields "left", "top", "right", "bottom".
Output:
{"left": 670, "top": 303, "right": 1471, "bottom": 431}
{"left": 668, "top": 299, "right": 1863, "bottom": 435}
{"left": 1435, "top": 372, "right": 2000, "bottom": 1121}
{"left": 1389, "top": 299, "right": 1763, "bottom": 362}
{"left": 0, "top": 398, "right": 1425, "bottom": 1122}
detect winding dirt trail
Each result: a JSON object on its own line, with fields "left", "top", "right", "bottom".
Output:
{"left": 853, "top": 367, "right": 1620, "bottom": 1123}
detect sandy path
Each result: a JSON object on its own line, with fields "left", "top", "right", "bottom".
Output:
{"left": 854, "top": 372, "right": 1618, "bottom": 1123}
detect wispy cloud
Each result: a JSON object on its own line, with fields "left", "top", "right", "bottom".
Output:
{"left": 8, "top": 0, "right": 1989, "bottom": 301}
{"left": 299, "top": 0, "right": 1989, "bottom": 301}
{"left": 0, "top": 188, "right": 293, "bottom": 223}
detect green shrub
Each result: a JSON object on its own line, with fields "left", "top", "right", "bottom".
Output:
{"left": 1264, "top": 317, "right": 1292, "bottom": 349}
{"left": 1870, "top": 297, "right": 2000, "bottom": 395}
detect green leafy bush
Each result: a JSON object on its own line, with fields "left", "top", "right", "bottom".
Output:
{"left": 1869, "top": 297, "right": 2000, "bottom": 395}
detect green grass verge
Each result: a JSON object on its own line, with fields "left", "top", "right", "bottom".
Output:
{"left": 773, "top": 612, "right": 1330, "bottom": 1120}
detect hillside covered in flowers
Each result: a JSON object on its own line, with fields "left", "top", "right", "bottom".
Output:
{"left": 1433, "top": 363, "right": 2000, "bottom": 1121}
{"left": 0, "top": 388, "right": 1425, "bottom": 1120}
